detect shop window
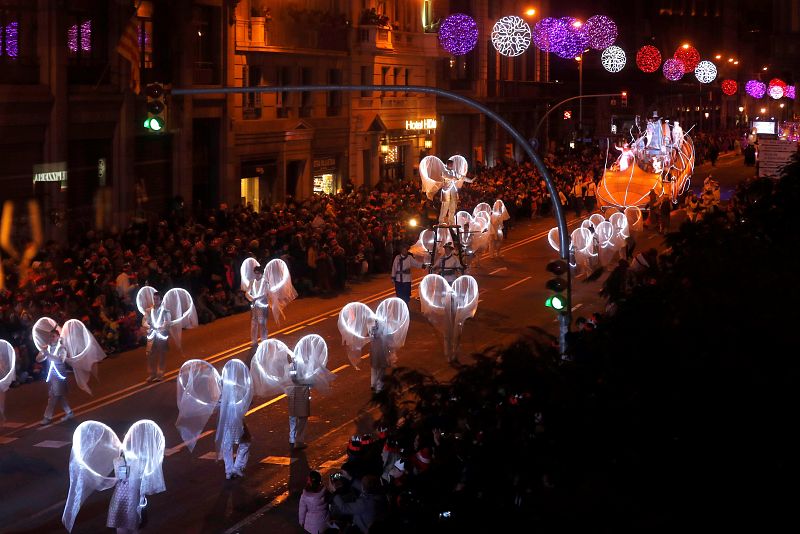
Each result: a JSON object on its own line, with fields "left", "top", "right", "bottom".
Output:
{"left": 313, "top": 174, "right": 335, "bottom": 195}
{"left": 241, "top": 176, "right": 262, "bottom": 212}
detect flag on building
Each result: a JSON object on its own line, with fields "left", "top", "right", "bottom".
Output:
{"left": 116, "top": 14, "right": 140, "bottom": 94}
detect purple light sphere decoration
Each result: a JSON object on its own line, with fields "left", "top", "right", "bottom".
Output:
{"left": 553, "top": 17, "right": 589, "bottom": 59}
{"left": 745, "top": 80, "right": 767, "bottom": 99}
{"left": 533, "top": 17, "right": 559, "bottom": 52}
{"left": 438, "top": 13, "right": 478, "bottom": 56}
{"left": 786, "top": 85, "right": 796, "bottom": 99}
{"left": 585, "top": 15, "right": 617, "bottom": 50}
{"left": 663, "top": 58, "right": 685, "bottom": 81}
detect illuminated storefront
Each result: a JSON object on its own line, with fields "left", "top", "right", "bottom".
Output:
{"left": 312, "top": 155, "right": 338, "bottom": 194}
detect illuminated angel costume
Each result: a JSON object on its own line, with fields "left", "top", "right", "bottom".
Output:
{"left": 250, "top": 335, "right": 334, "bottom": 448}
{"left": 0, "top": 339, "right": 16, "bottom": 421}
{"left": 32, "top": 317, "right": 107, "bottom": 423}
{"left": 409, "top": 227, "right": 452, "bottom": 267}
{"left": 614, "top": 144, "right": 634, "bottom": 172}
{"left": 136, "top": 287, "right": 198, "bottom": 381}
{"left": 455, "top": 210, "right": 490, "bottom": 263}
{"left": 488, "top": 200, "right": 511, "bottom": 258}
{"left": 419, "top": 274, "right": 478, "bottom": 363}
{"left": 240, "top": 258, "right": 297, "bottom": 348}
{"left": 419, "top": 155, "right": 472, "bottom": 225}
{"left": 337, "top": 297, "right": 409, "bottom": 393}
{"left": 434, "top": 249, "right": 464, "bottom": 284}
{"left": 175, "top": 359, "right": 253, "bottom": 478}
{"left": 62, "top": 419, "right": 165, "bottom": 533}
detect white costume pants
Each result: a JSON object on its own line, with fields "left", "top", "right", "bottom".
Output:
{"left": 44, "top": 394, "right": 72, "bottom": 420}
{"left": 289, "top": 416, "right": 308, "bottom": 444}
{"left": 222, "top": 440, "right": 250, "bottom": 476}
{"left": 146, "top": 338, "right": 167, "bottom": 379}
{"left": 250, "top": 306, "right": 268, "bottom": 347}
{"left": 370, "top": 367, "right": 386, "bottom": 392}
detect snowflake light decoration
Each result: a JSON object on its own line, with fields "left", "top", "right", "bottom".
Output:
{"left": 769, "top": 85, "right": 784, "bottom": 99}
{"left": 584, "top": 15, "right": 617, "bottom": 50}
{"left": 674, "top": 45, "right": 700, "bottom": 72}
{"left": 745, "top": 80, "right": 766, "bottom": 98}
{"left": 694, "top": 60, "right": 717, "bottom": 83}
{"left": 786, "top": 85, "right": 796, "bottom": 99}
{"left": 636, "top": 45, "right": 662, "bottom": 73}
{"left": 491, "top": 16, "right": 532, "bottom": 57}
{"left": 663, "top": 58, "right": 685, "bottom": 81}
{"left": 438, "top": 13, "right": 478, "bottom": 56}
{"left": 601, "top": 45, "right": 626, "bottom": 73}
{"left": 721, "top": 79, "right": 738, "bottom": 96}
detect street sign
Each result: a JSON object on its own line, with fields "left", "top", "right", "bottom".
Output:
{"left": 758, "top": 139, "right": 797, "bottom": 178}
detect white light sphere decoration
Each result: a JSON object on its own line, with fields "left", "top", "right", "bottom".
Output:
{"left": 601, "top": 45, "right": 626, "bottom": 73}
{"left": 490, "top": 15, "right": 532, "bottom": 57}
{"left": 769, "top": 85, "right": 784, "bottom": 99}
{"left": 694, "top": 60, "right": 717, "bottom": 84}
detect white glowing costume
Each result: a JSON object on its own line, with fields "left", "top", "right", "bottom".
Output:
{"left": 32, "top": 317, "right": 106, "bottom": 423}
{"left": 63, "top": 419, "right": 165, "bottom": 532}
{"left": 337, "top": 297, "right": 410, "bottom": 392}
{"left": 175, "top": 359, "right": 253, "bottom": 477}
{"left": 0, "top": 339, "right": 15, "bottom": 421}
{"left": 419, "top": 155, "right": 472, "bottom": 225}
{"left": 488, "top": 200, "right": 511, "bottom": 258}
{"left": 250, "top": 335, "right": 334, "bottom": 447}
{"left": 136, "top": 287, "right": 198, "bottom": 380}
{"left": 240, "top": 258, "right": 298, "bottom": 347}
{"left": 409, "top": 227, "right": 452, "bottom": 264}
{"left": 455, "top": 211, "right": 490, "bottom": 258}
{"left": 672, "top": 121, "right": 684, "bottom": 148}
{"left": 615, "top": 144, "right": 634, "bottom": 171}
{"left": 419, "top": 274, "right": 479, "bottom": 363}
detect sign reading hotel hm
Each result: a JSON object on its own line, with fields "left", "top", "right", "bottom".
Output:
{"left": 405, "top": 118, "right": 437, "bottom": 131}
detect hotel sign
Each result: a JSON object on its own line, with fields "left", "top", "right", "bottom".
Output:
{"left": 33, "top": 162, "right": 68, "bottom": 189}
{"left": 405, "top": 118, "right": 437, "bottom": 131}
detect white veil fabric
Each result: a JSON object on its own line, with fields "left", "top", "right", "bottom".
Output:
{"left": 410, "top": 228, "right": 452, "bottom": 262}
{"left": 337, "top": 298, "right": 410, "bottom": 367}
{"left": 419, "top": 274, "right": 479, "bottom": 353}
{"left": 63, "top": 419, "right": 165, "bottom": 532}
{"left": 419, "top": 155, "right": 470, "bottom": 200}
{"left": 624, "top": 206, "right": 643, "bottom": 233}
{"left": 491, "top": 199, "right": 511, "bottom": 228}
{"left": 175, "top": 359, "right": 222, "bottom": 451}
{"left": 472, "top": 202, "right": 492, "bottom": 218}
{"left": 571, "top": 227, "right": 596, "bottom": 276}
{"left": 250, "top": 339, "right": 294, "bottom": 397}
{"left": 215, "top": 359, "right": 253, "bottom": 457}
{"left": 456, "top": 211, "right": 490, "bottom": 255}
{"left": 595, "top": 220, "right": 617, "bottom": 266}
{"left": 0, "top": 339, "right": 15, "bottom": 420}
{"left": 32, "top": 317, "right": 106, "bottom": 395}
{"left": 292, "top": 334, "right": 334, "bottom": 395}
{"left": 136, "top": 286, "right": 198, "bottom": 348}
{"left": 240, "top": 258, "right": 298, "bottom": 324}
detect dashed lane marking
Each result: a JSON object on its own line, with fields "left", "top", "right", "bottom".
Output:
{"left": 33, "top": 440, "right": 70, "bottom": 449}
{"left": 260, "top": 456, "right": 296, "bottom": 466}
{"left": 282, "top": 325, "right": 306, "bottom": 334}
{"left": 501, "top": 276, "right": 532, "bottom": 291}
{"left": 0, "top": 436, "right": 18, "bottom": 444}
{"left": 306, "top": 317, "right": 328, "bottom": 326}
{"left": 319, "top": 454, "right": 348, "bottom": 469}
{"left": 489, "top": 267, "right": 508, "bottom": 275}
{"left": 572, "top": 303, "right": 584, "bottom": 312}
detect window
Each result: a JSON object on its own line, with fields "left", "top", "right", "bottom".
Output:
{"left": 68, "top": 19, "right": 92, "bottom": 55}
{"left": 277, "top": 66, "right": 292, "bottom": 118}
{"left": 404, "top": 68, "right": 410, "bottom": 95}
{"left": 381, "top": 66, "right": 389, "bottom": 86}
{"left": 360, "top": 65, "right": 371, "bottom": 96}
{"left": 66, "top": 1, "right": 108, "bottom": 84}
{"left": 136, "top": 1, "right": 154, "bottom": 69}
{"left": 300, "top": 67, "right": 312, "bottom": 116}
{"left": 192, "top": 4, "right": 220, "bottom": 84}
{"left": 327, "top": 68, "right": 342, "bottom": 116}
{"left": 243, "top": 65, "right": 262, "bottom": 119}
{"left": 393, "top": 67, "right": 401, "bottom": 96}
{"left": 1, "top": 16, "right": 18, "bottom": 58}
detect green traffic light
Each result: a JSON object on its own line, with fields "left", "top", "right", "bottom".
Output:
{"left": 145, "top": 117, "right": 165, "bottom": 131}
{"left": 545, "top": 294, "right": 567, "bottom": 311}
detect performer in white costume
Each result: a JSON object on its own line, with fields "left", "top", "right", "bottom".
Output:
{"left": 175, "top": 358, "right": 253, "bottom": 479}
{"left": 136, "top": 287, "right": 198, "bottom": 382}
{"left": 435, "top": 243, "right": 464, "bottom": 284}
{"left": 614, "top": 143, "right": 634, "bottom": 172}
{"left": 250, "top": 335, "right": 333, "bottom": 451}
{"left": 419, "top": 274, "right": 479, "bottom": 364}
{"left": 240, "top": 258, "right": 297, "bottom": 350}
{"left": 390, "top": 244, "right": 421, "bottom": 305}
{"left": 0, "top": 339, "right": 16, "bottom": 421}
{"left": 32, "top": 317, "right": 107, "bottom": 424}
{"left": 337, "top": 297, "right": 409, "bottom": 393}
{"left": 419, "top": 155, "right": 473, "bottom": 225}
{"left": 488, "top": 200, "right": 511, "bottom": 258}
{"left": 63, "top": 419, "right": 166, "bottom": 533}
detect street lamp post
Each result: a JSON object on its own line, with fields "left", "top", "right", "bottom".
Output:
{"left": 578, "top": 54, "right": 583, "bottom": 135}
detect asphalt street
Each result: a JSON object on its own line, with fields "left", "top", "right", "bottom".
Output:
{"left": 0, "top": 156, "right": 753, "bottom": 533}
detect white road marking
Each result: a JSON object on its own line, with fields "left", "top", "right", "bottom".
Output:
{"left": 1, "top": 422, "right": 25, "bottom": 428}
{"left": 282, "top": 325, "right": 306, "bottom": 334}
{"left": 572, "top": 303, "right": 583, "bottom": 311}
{"left": 489, "top": 267, "right": 508, "bottom": 275}
{"left": 33, "top": 440, "right": 70, "bottom": 449}
{"left": 306, "top": 317, "right": 328, "bottom": 326}
{"left": 0, "top": 436, "right": 18, "bottom": 444}
{"left": 501, "top": 276, "right": 532, "bottom": 291}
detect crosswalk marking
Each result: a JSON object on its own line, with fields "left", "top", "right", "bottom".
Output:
{"left": 34, "top": 440, "right": 70, "bottom": 449}
{"left": 260, "top": 456, "right": 296, "bottom": 466}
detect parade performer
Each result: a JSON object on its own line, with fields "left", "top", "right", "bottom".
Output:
{"left": 250, "top": 335, "right": 333, "bottom": 451}
{"left": 32, "top": 317, "right": 107, "bottom": 425}
{"left": 488, "top": 200, "right": 511, "bottom": 258}
{"left": 0, "top": 339, "right": 15, "bottom": 421}
{"left": 419, "top": 274, "right": 479, "bottom": 364}
{"left": 614, "top": 142, "right": 635, "bottom": 172}
{"left": 435, "top": 243, "right": 464, "bottom": 284}
{"left": 63, "top": 419, "right": 166, "bottom": 533}
{"left": 419, "top": 154, "right": 473, "bottom": 225}
{"left": 390, "top": 244, "right": 421, "bottom": 304}
{"left": 175, "top": 358, "right": 253, "bottom": 479}
{"left": 136, "top": 287, "right": 198, "bottom": 382}
{"left": 338, "top": 297, "right": 409, "bottom": 393}
{"left": 240, "top": 258, "right": 297, "bottom": 349}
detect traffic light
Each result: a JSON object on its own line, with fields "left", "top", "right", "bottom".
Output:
{"left": 621, "top": 91, "right": 628, "bottom": 107}
{"left": 144, "top": 83, "right": 167, "bottom": 132}
{"left": 545, "top": 259, "right": 569, "bottom": 311}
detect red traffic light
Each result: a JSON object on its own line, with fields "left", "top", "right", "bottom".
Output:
{"left": 145, "top": 83, "right": 164, "bottom": 99}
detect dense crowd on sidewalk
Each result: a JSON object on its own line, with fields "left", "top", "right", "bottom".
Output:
{"left": 0, "top": 143, "right": 692, "bottom": 387}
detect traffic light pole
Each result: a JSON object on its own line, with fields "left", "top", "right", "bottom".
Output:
{"left": 533, "top": 92, "right": 626, "bottom": 145}
{"left": 172, "top": 84, "right": 572, "bottom": 353}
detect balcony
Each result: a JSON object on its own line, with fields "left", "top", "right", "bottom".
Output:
{"left": 357, "top": 25, "right": 393, "bottom": 50}
{"left": 235, "top": 16, "right": 348, "bottom": 52}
